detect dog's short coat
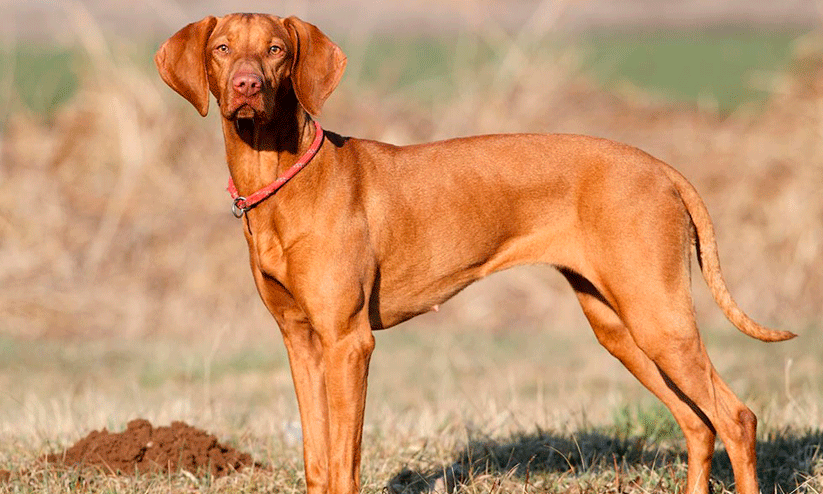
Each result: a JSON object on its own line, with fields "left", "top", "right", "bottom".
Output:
{"left": 155, "top": 13, "right": 795, "bottom": 494}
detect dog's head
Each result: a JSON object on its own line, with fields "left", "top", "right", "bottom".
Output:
{"left": 155, "top": 14, "right": 346, "bottom": 122}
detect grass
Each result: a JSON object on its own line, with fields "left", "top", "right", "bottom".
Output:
{"left": 583, "top": 29, "right": 802, "bottom": 113}
{"left": 610, "top": 404, "right": 681, "bottom": 444}
{"left": 0, "top": 46, "right": 79, "bottom": 118}
{"left": 0, "top": 328, "right": 819, "bottom": 493}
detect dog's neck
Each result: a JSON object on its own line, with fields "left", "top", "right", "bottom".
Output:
{"left": 220, "top": 99, "right": 317, "bottom": 198}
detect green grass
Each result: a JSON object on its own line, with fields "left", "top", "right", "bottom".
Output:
{"left": 610, "top": 403, "right": 681, "bottom": 444}
{"left": 346, "top": 29, "right": 805, "bottom": 113}
{"left": 583, "top": 29, "right": 802, "bottom": 113}
{"left": 349, "top": 35, "right": 474, "bottom": 95}
{"left": 0, "top": 46, "right": 79, "bottom": 117}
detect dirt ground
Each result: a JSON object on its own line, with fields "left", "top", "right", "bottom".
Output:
{"left": 43, "top": 419, "right": 257, "bottom": 477}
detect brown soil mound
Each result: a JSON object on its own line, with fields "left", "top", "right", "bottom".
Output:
{"left": 45, "top": 419, "right": 257, "bottom": 477}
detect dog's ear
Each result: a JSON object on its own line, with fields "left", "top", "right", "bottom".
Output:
{"left": 155, "top": 16, "right": 218, "bottom": 117}
{"left": 284, "top": 16, "right": 347, "bottom": 116}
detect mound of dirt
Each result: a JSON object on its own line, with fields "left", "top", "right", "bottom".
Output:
{"left": 45, "top": 419, "right": 257, "bottom": 477}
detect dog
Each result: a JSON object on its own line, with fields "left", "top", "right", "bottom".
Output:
{"left": 155, "top": 13, "right": 795, "bottom": 494}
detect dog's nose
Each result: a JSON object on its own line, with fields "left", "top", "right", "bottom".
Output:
{"left": 232, "top": 72, "right": 263, "bottom": 97}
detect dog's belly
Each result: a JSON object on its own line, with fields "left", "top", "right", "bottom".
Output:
{"left": 369, "top": 268, "right": 480, "bottom": 329}
{"left": 368, "top": 224, "right": 580, "bottom": 330}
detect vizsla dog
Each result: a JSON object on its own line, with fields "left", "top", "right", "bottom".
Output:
{"left": 156, "top": 13, "right": 795, "bottom": 494}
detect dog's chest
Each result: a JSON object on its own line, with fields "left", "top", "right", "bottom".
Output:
{"left": 244, "top": 223, "right": 290, "bottom": 282}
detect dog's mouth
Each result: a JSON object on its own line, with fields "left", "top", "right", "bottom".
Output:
{"left": 234, "top": 117, "right": 257, "bottom": 134}
{"left": 227, "top": 101, "right": 269, "bottom": 122}
{"left": 233, "top": 104, "right": 257, "bottom": 120}
{"left": 224, "top": 92, "right": 271, "bottom": 123}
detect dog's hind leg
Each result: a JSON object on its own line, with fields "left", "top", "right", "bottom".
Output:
{"left": 562, "top": 269, "right": 717, "bottom": 494}
{"left": 616, "top": 289, "right": 759, "bottom": 494}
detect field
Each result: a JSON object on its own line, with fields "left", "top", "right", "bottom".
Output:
{"left": 1, "top": 3, "right": 822, "bottom": 493}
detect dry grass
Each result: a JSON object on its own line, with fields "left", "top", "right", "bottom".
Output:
{"left": 0, "top": 5, "right": 821, "bottom": 493}
{"left": 0, "top": 331, "right": 819, "bottom": 493}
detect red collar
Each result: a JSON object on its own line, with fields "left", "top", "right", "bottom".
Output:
{"left": 227, "top": 120, "right": 324, "bottom": 218}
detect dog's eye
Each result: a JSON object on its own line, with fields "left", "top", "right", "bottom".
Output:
{"left": 215, "top": 44, "right": 229, "bottom": 53}
{"left": 268, "top": 45, "right": 283, "bottom": 55}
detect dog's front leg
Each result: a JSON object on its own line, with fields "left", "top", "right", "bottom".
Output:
{"left": 319, "top": 313, "right": 375, "bottom": 494}
{"left": 280, "top": 319, "right": 333, "bottom": 494}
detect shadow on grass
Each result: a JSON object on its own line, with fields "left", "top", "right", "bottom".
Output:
{"left": 387, "top": 428, "right": 823, "bottom": 493}
{"left": 725, "top": 429, "right": 823, "bottom": 494}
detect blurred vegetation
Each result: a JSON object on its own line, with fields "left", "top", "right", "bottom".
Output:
{"left": 2, "top": 30, "right": 805, "bottom": 117}
{"left": 584, "top": 30, "right": 801, "bottom": 113}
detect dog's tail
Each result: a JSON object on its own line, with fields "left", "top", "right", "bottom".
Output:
{"left": 662, "top": 165, "right": 796, "bottom": 342}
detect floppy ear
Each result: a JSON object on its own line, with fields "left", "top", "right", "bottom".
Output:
{"left": 155, "top": 16, "right": 218, "bottom": 117}
{"left": 284, "top": 16, "right": 347, "bottom": 116}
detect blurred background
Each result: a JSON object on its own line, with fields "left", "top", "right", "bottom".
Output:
{"left": 1, "top": 0, "right": 821, "bottom": 342}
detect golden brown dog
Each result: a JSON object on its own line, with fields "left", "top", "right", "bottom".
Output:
{"left": 156, "top": 13, "right": 795, "bottom": 494}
